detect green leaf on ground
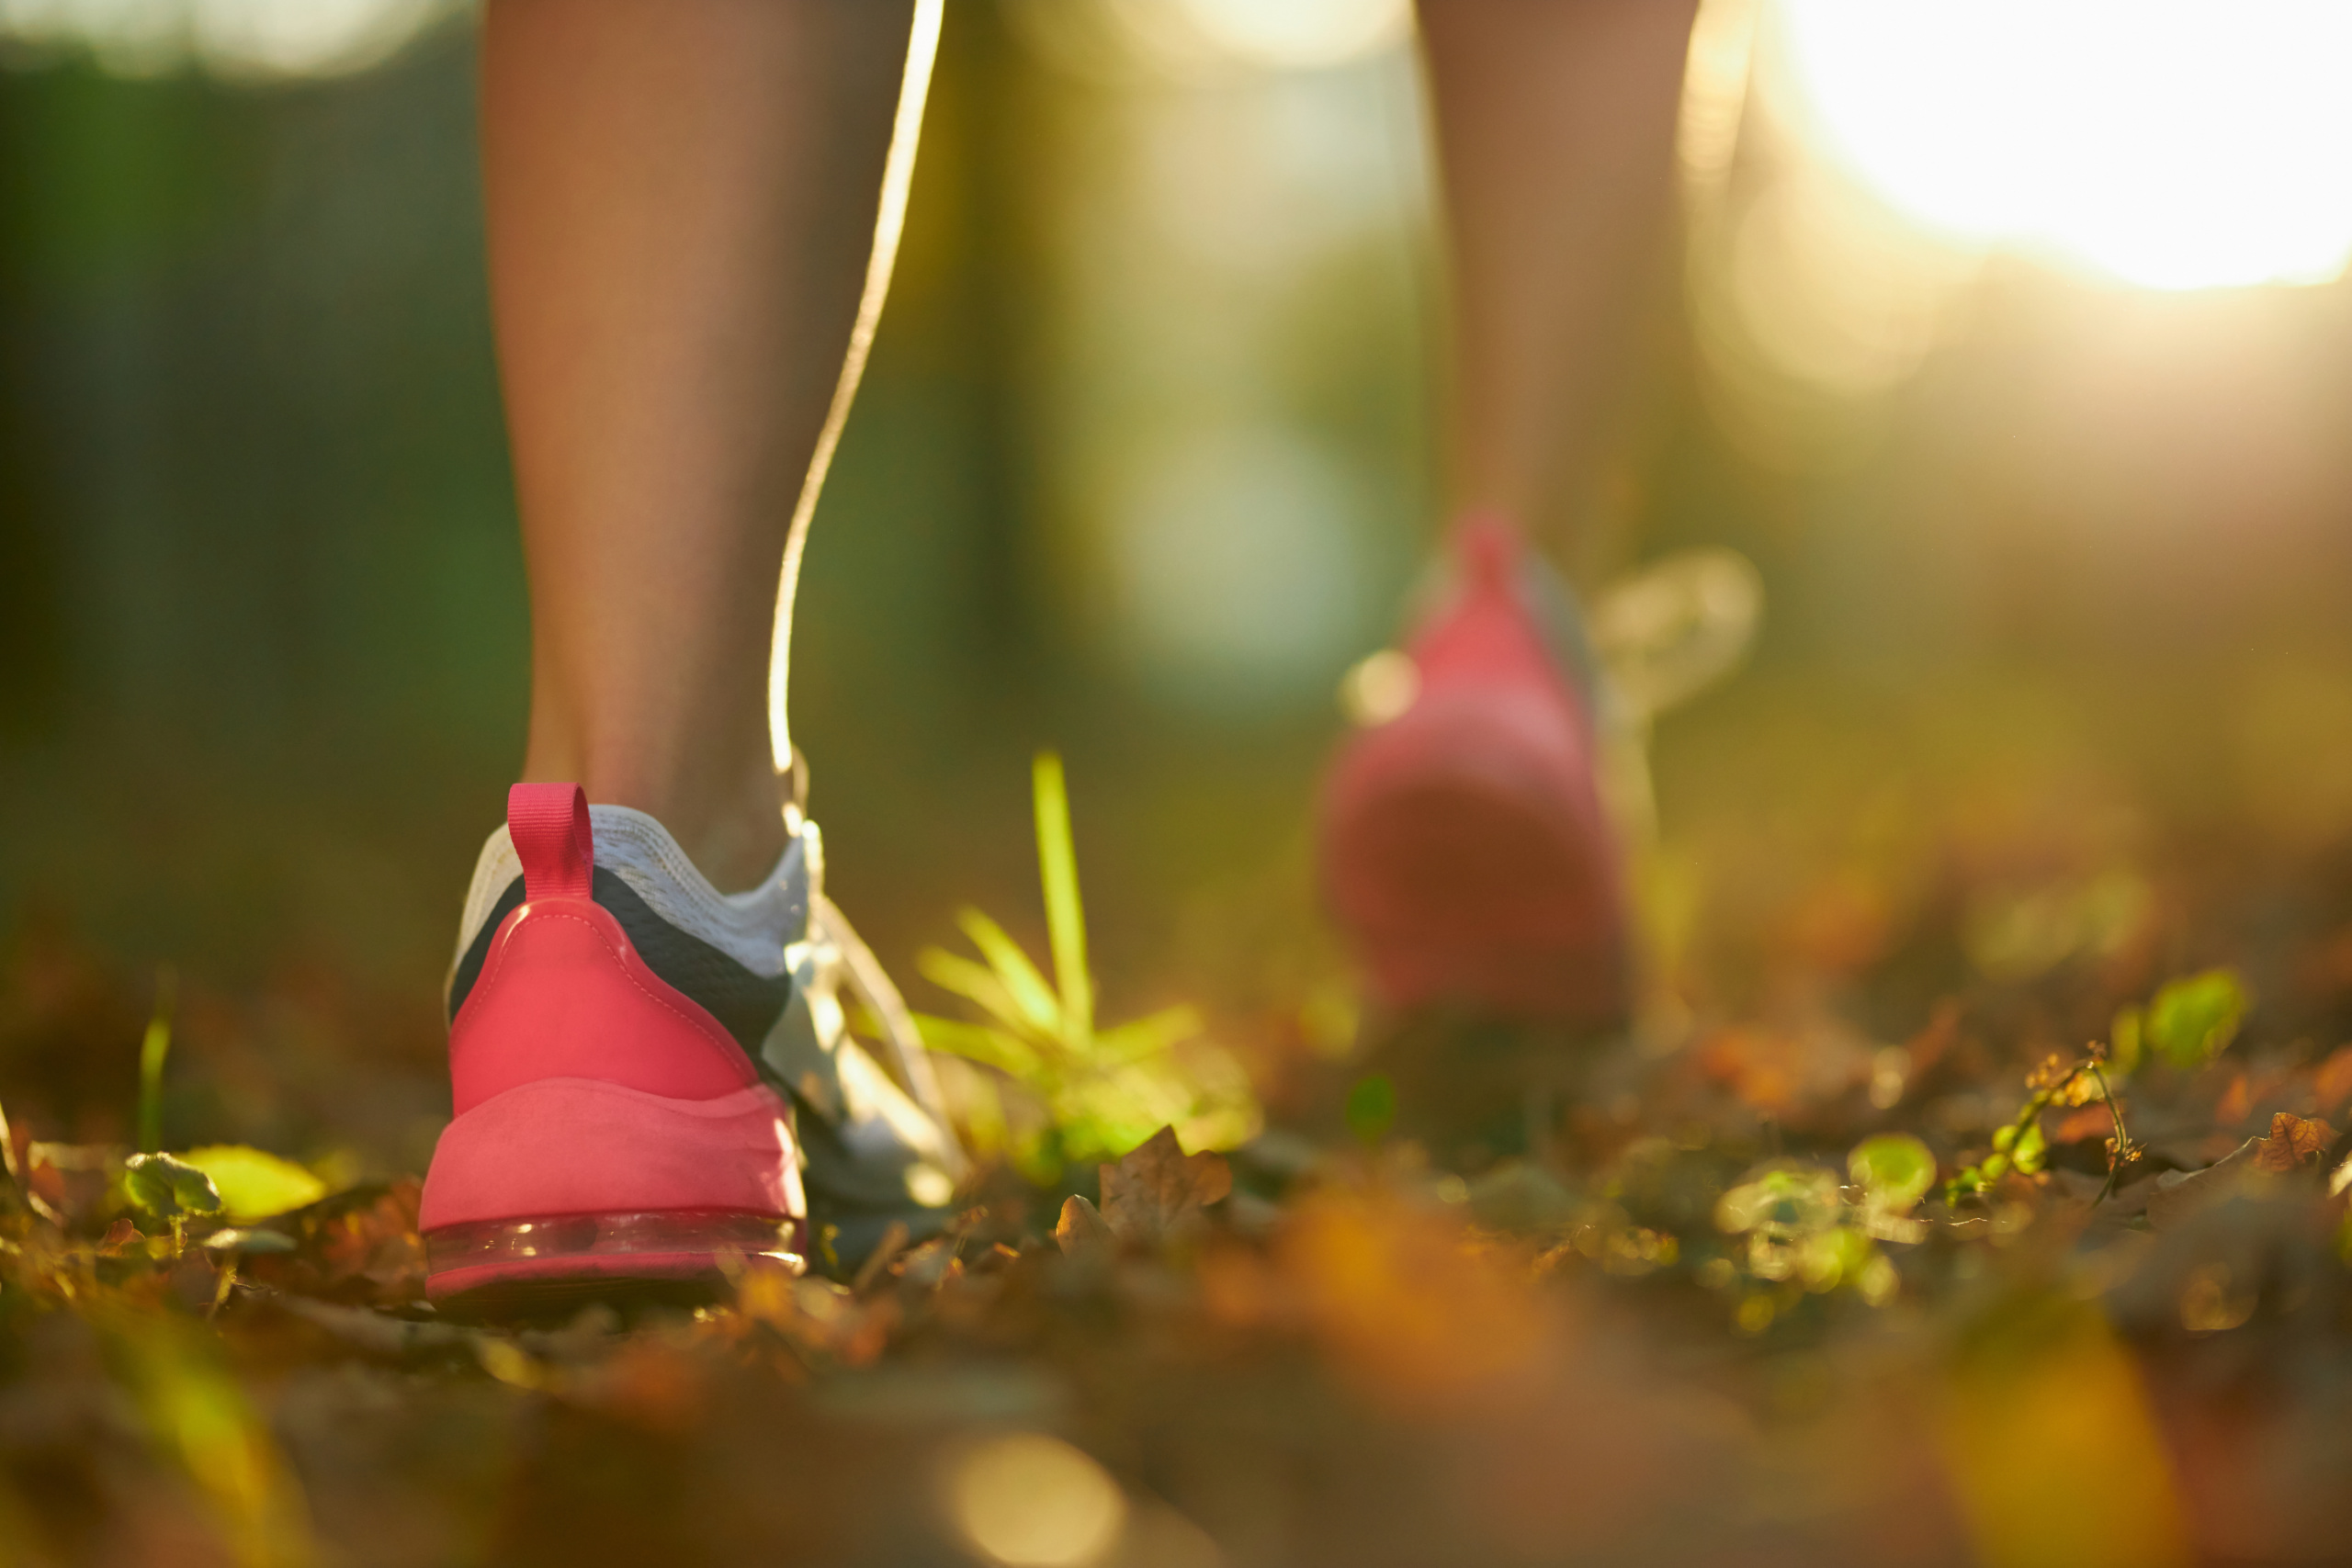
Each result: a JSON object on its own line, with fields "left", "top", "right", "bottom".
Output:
{"left": 2145, "top": 968, "right": 2249, "bottom": 1070}
{"left": 122, "top": 1152, "right": 221, "bottom": 1219}
{"left": 1849, "top": 1133, "right": 1936, "bottom": 1210}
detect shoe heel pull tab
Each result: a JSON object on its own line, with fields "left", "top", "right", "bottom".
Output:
{"left": 508, "top": 783, "right": 594, "bottom": 901}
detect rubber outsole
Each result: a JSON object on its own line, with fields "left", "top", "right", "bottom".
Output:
{"left": 431, "top": 1270, "right": 741, "bottom": 1325}
{"left": 424, "top": 1209, "right": 806, "bottom": 1316}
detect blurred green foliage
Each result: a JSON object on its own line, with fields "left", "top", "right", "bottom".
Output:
{"left": 1344, "top": 1071, "right": 1396, "bottom": 1145}
{"left": 2143, "top": 968, "right": 2251, "bottom": 1071}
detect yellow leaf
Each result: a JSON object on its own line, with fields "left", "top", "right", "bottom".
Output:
{"left": 1942, "top": 1299, "right": 2189, "bottom": 1568}
{"left": 177, "top": 1145, "right": 328, "bottom": 1222}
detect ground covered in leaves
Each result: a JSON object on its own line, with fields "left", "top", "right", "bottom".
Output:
{"left": 9, "top": 740, "right": 2352, "bottom": 1566}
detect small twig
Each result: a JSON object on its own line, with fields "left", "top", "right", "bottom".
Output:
{"left": 256, "top": 1286, "right": 495, "bottom": 1359}
{"left": 1947, "top": 1049, "right": 2138, "bottom": 1205}
{"left": 0, "top": 1093, "right": 18, "bottom": 1193}
{"left": 851, "top": 1222, "right": 910, "bottom": 1294}
{"left": 2086, "top": 1059, "right": 2139, "bottom": 1205}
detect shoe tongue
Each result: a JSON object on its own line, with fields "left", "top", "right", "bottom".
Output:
{"left": 1435, "top": 513, "right": 1605, "bottom": 707}
{"left": 508, "top": 783, "right": 594, "bottom": 900}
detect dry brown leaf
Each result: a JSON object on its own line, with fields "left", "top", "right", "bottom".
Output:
{"left": 2050, "top": 1106, "right": 2113, "bottom": 1145}
{"left": 2142, "top": 1117, "right": 2335, "bottom": 1230}
{"left": 577, "top": 1337, "right": 708, "bottom": 1435}
{"left": 321, "top": 1182, "right": 426, "bottom": 1302}
{"left": 890, "top": 1236, "right": 962, "bottom": 1291}
{"left": 2056, "top": 1069, "right": 2105, "bottom": 1108}
{"left": 25, "top": 1143, "right": 114, "bottom": 1228}
{"left": 2145, "top": 1139, "right": 2257, "bottom": 1233}
{"left": 1905, "top": 998, "right": 1963, "bottom": 1078}
{"left": 1778, "top": 874, "right": 1893, "bottom": 973}
{"left": 1099, "top": 1126, "right": 1231, "bottom": 1248}
{"left": 1278, "top": 1189, "right": 1545, "bottom": 1414}
{"left": 1695, "top": 1028, "right": 1806, "bottom": 1114}
{"left": 2314, "top": 1044, "right": 2352, "bottom": 1113}
{"left": 2025, "top": 1054, "right": 2075, "bottom": 1093}
{"left": 2250, "top": 1111, "right": 2335, "bottom": 1174}
{"left": 2215, "top": 1071, "right": 2252, "bottom": 1126}
{"left": 1053, "top": 1194, "right": 1115, "bottom": 1259}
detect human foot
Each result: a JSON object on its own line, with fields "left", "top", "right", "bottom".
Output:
{"left": 1318, "top": 517, "right": 1628, "bottom": 1023}
{"left": 421, "top": 783, "right": 962, "bottom": 1313}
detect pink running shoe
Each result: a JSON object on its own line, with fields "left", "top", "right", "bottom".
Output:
{"left": 420, "top": 784, "right": 807, "bottom": 1310}
{"left": 1319, "top": 517, "right": 1628, "bottom": 1023}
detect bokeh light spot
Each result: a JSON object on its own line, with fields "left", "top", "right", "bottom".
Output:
{"left": 1338, "top": 649, "right": 1418, "bottom": 727}
{"left": 1105, "top": 425, "right": 1375, "bottom": 709}
{"left": 0, "top": 0, "right": 460, "bottom": 79}
{"left": 947, "top": 1433, "right": 1127, "bottom": 1568}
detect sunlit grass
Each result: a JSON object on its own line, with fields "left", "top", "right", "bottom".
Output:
{"left": 911, "top": 752, "right": 1259, "bottom": 1182}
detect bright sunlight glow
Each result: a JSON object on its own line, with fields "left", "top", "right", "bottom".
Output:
{"left": 1170, "top": 0, "right": 1409, "bottom": 72}
{"left": 1774, "top": 0, "right": 2352, "bottom": 291}
{"left": 0, "top": 0, "right": 458, "bottom": 79}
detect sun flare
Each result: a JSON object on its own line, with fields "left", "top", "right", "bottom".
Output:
{"left": 1773, "top": 0, "right": 2352, "bottom": 291}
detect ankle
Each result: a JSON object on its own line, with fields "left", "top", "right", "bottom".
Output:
{"left": 662, "top": 774, "right": 791, "bottom": 893}
{"left": 521, "top": 747, "right": 787, "bottom": 893}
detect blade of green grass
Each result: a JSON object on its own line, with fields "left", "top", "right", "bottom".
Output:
{"left": 98, "top": 1303, "right": 317, "bottom": 1563}
{"left": 1032, "top": 751, "right": 1093, "bottom": 1048}
{"left": 1091, "top": 1005, "right": 1204, "bottom": 1066}
{"left": 909, "top": 1014, "right": 1046, "bottom": 1079}
{"left": 916, "top": 947, "right": 1034, "bottom": 1035}
{"left": 136, "top": 967, "right": 176, "bottom": 1155}
{"left": 953, "top": 910, "right": 1061, "bottom": 1035}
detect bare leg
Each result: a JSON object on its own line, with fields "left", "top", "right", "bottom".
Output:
{"left": 484, "top": 0, "right": 915, "bottom": 889}
{"left": 1418, "top": 0, "right": 1700, "bottom": 555}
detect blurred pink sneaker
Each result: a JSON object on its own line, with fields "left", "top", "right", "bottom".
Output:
{"left": 419, "top": 784, "right": 806, "bottom": 1309}
{"left": 1318, "top": 517, "right": 1628, "bottom": 1023}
